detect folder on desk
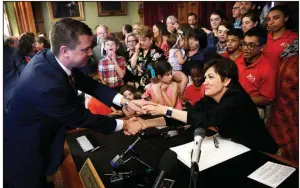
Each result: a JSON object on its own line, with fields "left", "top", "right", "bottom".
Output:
{"left": 170, "top": 135, "right": 251, "bottom": 172}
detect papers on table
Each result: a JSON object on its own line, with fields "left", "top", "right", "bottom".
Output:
{"left": 170, "top": 134, "right": 250, "bottom": 172}
{"left": 248, "top": 161, "right": 296, "bottom": 188}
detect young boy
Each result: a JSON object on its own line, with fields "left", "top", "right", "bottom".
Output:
{"left": 216, "top": 22, "right": 231, "bottom": 54}
{"left": 98, "top": 38, "right": 126, "bottom": 90}
{"left": 183, "top": 63, "right": 205, "bottom": 106}
{"left": 240, "top": 27, "right": 275, "bottom": 118}
{"left": 221, "top": 29, "right": 245, "bottom": 77}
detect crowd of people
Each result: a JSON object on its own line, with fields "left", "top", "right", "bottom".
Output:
{"left": 3, "top": 2, "right": 298, "bottom": 188}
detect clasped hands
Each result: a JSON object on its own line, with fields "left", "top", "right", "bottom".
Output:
{"left": 122, "top": 100, "right": 166, "bottom": 136}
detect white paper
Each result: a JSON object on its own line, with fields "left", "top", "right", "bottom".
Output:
{"left": 170, "top": 135, "right": 250, "bottom": 172}
{"left": 248, "top": 161, "right": 296, "bottom": 188}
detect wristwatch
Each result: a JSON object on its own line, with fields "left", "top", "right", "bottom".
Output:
{"left": 166, "top": 107, "right": 173, "bottom": 118}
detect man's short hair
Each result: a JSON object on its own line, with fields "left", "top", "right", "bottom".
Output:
{"left": 49, "top": 18, "right": 93, "bottom": 56}
{"left": 4, "top": 36, "right": 17, "bottom": 48}
{"left": 188, "top": 13, "right": 197, "bottom": 19}
{"left": 123, "top": 24, "right": 133, "bottom": 33}
{"left": 244, "top": 27, "right": 268, "bottom": 45}
{"left": 97, "top": 24, "right": 108, "bottom": 31}
{"left": 166, "top": 15, "right": 177, "bottom": 24}
{"left": 227, "top": 29, "right": 243, "bottom": 39}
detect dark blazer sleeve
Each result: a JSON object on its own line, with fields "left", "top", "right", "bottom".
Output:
{"left": 73, "top": 69, "right": 118, "bottom": 107}
{"left": 35, "top": 84, "right": 117, "bottom": 134}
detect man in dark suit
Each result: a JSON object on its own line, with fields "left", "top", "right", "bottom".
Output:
{"left": 4, "top": 18, "right": 149, "bottom": 188}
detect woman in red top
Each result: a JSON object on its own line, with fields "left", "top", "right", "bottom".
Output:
{"left": 153, "top": 22, "right": 169, "bottom": 57}
{"left": 263, "top": 5, "right": 298, "bottom": 72}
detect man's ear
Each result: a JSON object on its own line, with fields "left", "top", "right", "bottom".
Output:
{"left": 260, "top": 44, "right": 266, "bottom": 52}
{"left": 284, "top": 16, "right": 289, "bottom": 22}
{"left": 223, "top": 78, "right": 231, "bottom": 87}
{"left": 60, "top": 46, "right": 69, "bottom": 58}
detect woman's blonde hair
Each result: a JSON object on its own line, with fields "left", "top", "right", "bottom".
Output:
{"left": 136, "top": 25, "right": 154, "bottom": 39}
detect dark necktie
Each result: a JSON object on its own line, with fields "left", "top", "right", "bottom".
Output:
{"left": 68, "top": 74, "right": 76, "bottom": 93}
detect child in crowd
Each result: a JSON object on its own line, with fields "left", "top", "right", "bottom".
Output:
{"left": 35, "top": 36, "right": 50, "bottom": 52}
{"left": 120, "top": 85, "right": 142, "bottom": 116}
{"left": 98, "top": 38, "right": 126, "bottom": 91}
{"left": 167, "top": 33, "right": 189, "bottom": 97}
{"left": 183, "top": 63, "right": 205, "bottom": 106}
{"left": 142, "top": 60, "right": 182, "bottom": 110}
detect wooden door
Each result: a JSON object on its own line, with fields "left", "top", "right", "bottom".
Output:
{"left": 177, "top": 2, "right": 187, "bottom": 24}
{"left": 187, "top": 2, "right": 198, "bottom": 15}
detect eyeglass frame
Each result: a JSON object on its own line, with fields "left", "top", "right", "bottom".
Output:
{"left": 240, "top": 41, "right": 263, "bottom": 50}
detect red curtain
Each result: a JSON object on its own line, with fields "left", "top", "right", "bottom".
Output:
{"left": 144, "top": 2, "right": 236, "bottom": 28}
{"left": 144, "top": 2, "right": 178, "bottom": 27}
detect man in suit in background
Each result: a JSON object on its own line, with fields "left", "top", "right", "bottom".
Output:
{"left": 4, "top": 18, "right": 149, "bottom": 188}
{"left": 93, "top": 24, "right": 109, "bottom": 63}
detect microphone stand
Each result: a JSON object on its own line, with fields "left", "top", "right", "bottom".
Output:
{"left": 110, "top": 132, "right": 154, "bottom": 171}
{"left": 189, "top": 162, "right": 199, "bottom": 188}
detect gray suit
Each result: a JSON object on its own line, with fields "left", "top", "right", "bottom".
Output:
{"left": 93, "top": 41, "right": 106, "bottom": 63}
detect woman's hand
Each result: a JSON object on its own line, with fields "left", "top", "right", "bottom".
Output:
{"left": 142, "top": 103, "right": 167, "bottom": 116}
{"left": 135, "top": 43, "right": 140, "bottom": 53}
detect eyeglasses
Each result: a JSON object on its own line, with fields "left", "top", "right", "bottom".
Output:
{"left": 232, "top": 7, "right": 240, "bottom": 10}
{"left": 240, "top": 41, "right": 262, "bottom": 50}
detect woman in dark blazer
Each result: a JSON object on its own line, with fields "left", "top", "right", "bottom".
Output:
{"left": 139, "top": 57, "right": 278, "bottom": 153}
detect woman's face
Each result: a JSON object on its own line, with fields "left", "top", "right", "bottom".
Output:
{"left": 242, "top": 17, "right": 257, "bottom": 33}
{"left": 210, "top": 14, "right": 222, "bottom": 30}
{"left": 133, "top": 24, "right": 140, "bottom": 33}
{"left": 138, "top": 37, "right": 153, "bottom": 50}
{"left": 203, "top": 66, "right": 229, "bottom": 100}
{"left": 153, "top": 25, "right": 160, "bottom": 38}
{"left": 266, "top": 10, "right": 287, "bottom": 32}
{"left": 188, "top": 37, "right": 200, "bottom": 51}
{"left": 123, "top": 90, "right": 134, "bottom": 100}
{"left": 126, "top": 36, "right": 137, "bottom": 50}
{"left": 159, "top": 70, "right": 173, "bottom": 84}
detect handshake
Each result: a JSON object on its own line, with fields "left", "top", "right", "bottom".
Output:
{"left": 122, "top": 99, "right": 168, "bottom": 135}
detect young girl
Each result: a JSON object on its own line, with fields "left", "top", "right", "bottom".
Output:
{"left": 167, "top": 33, "right": 188, "bottom": 97}
{"left": 120, "top": 85, "right": 141, "bottom": 116}
{"left": 142, "top": 60, "right": 182, "bottom": 110}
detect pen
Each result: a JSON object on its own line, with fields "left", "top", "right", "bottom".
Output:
{"left": 91, "top": 146, "right": 100, "bottom": 152}
{"left": 213, "top": 136, "right": 219, "bottom": 148}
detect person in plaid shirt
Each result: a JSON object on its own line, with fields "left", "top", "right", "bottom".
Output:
{"left": 98, "top": 38, "right": 126, "bottom": 90}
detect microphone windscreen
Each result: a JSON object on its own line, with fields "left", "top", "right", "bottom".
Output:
{"left": 159, "top": 150, "right": 177, "bottom": 172}
{"left": 194, "top": 127, "right": 206, "bottom": 138}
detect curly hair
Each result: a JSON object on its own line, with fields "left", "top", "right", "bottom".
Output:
{"left": 136, "top": 25, "right": 154, "bottom": 39}
{"left": 18, "top": 32, "right": 35, "bottom": 56}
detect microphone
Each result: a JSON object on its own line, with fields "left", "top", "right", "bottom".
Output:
{"left": 191, "top": 128, "right": 206, "bottom": 164}
{"left": 152, "top": 150, "right": 177, "bottom": 188}
{"left": 110, "top": 132, "right": 145, "bottom": 168}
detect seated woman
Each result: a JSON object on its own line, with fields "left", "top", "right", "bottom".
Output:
{"left": 142, "top": 60, "right": 182, "bottom": 110}
{"left": 139, "top": 57, "right": 278, "bottom": 153}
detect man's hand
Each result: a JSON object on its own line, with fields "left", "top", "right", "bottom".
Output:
{"left": 142, "top": 103, "right": 167, "bottom": 116}
{"left": 123, "top": 118, "right": 143, "bottom": 135}
{"left": 127, "top": 99, "right": 156, "bottom": 114}
{"left": 172, "top": 72, "right": 182, "bottom": 83}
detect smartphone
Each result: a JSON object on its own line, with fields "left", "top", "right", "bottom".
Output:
{"left": 159, "top": 178, "right": 175, "bottom": 188}
{"left": 76, "top": 134, "right": 105, "bottom": 152}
